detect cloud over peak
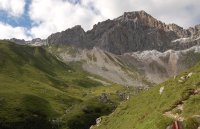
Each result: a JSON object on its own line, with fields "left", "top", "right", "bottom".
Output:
{"left": 29, "top": 0, "right": 103, "bottom": 38}
{"left": 0, "top": 0, "right": 200, "bottom": 40}
{"left": 0, "top": 0, "right": 25, "bottom": 17}
{"left": 0, "top": 22, "right": 31, "bottom": 40}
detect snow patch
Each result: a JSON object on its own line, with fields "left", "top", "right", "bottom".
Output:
{"left": 172, "top": 37, "right": 190, "bottom": 43}
{"left": 172, "top": 36, "right": 200, "bottom": 43}
{"left": 125, "top": 46, "right": 200, "bottom": 61}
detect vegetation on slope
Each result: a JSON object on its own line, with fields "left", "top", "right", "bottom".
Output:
{"left": 94, "top": 62, "right": 200, "bottom": 129}
{"left": 0, "top": 41, "right": 130, "bottom": 129}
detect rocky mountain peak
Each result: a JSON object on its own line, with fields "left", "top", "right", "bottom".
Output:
{"left": 188, "top": 24, "right": 200, "bottom": 36}
{"left": 61, "top": 25, "right": 85, "bottom": 37}
{"left": 168, "top": 23, "right": 183, "bottom": 31}
{"left": 12, "top": 11, "right": 200, "bottom": 55}
{"left": 117, "top": 11, "right": 154, "bottom": 23}
{"left": 195, "top": 24, "right": 200, "bottom": 32}
{"left": 115, "top": 11, "right": 189, "bottom": 37}
{"left": 31, "top": 38, "right": 42, "bottom": 42}
{"left": 10, "top": 38, "right": 26, "bottom": 45}
{"left": 47, "top": 25, "right": 87, "bottom": 47}
{"left": 115, "top": 10, "right": 166, "bottom": 30}
{"left": 70, "top": 25, "right": 85, "bottom": 33}
{"left": 167, "top": 23, "right": 189, "bottom": 37}
{"left": 46, "top": 10, "right": 200, "bottom": 54}
{"left": 116, "top": 10, "right": 151, "bottom": 20}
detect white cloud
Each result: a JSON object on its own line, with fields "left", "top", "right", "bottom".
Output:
{"left": 0, "top": 0, "right": 25, "bottom": 17}
{"left": 29, "top": 0, "right": 200, "bottom": 39}
{"left": 138, "top": 0, "right": 200, "bottom": 28}
{"left": 1, "top": 0, "right": 200, "bottom": 39}
{"left": 0, "top": 22, "right": 31, "bottom": 40}
{"left": 83, "top": 0, "right": 200, "bottom": 28}
{"left": 29, "top": 0, "right": 103, "bottom": 38}
{"left": 81, "top": 0, "right": 134, "bottom": 19}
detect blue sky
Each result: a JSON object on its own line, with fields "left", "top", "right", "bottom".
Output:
{"left": 0, "top": 0, "right": 32, "bottom": 28}
{"left": 0, "top": 0, "right": 200, "bottom": 40}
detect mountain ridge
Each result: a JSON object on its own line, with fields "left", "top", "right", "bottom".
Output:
{"left": 6, "top": 10, "right": 200, "bottom": 85}
{"left": 46, "top": 10, "right": 199, "bottom": 55}
{"left": 8, "top": 10, "right": 200, "bottom": 55}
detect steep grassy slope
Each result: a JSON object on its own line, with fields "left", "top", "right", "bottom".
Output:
{"left": 0, "top": 41, "right": 129, "bottom": 129}
{"left": 94, "top": 62, "right": 200, "bottom": 129}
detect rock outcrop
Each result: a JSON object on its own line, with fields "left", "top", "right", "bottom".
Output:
{"left": 9, "top": 38, "right": 46, "bottom": 46}
{"left": 47, "top": 25, "right": 88, "bottom": 47}
{"left": 10, "top": 38, "right": 26, "bottom": 45}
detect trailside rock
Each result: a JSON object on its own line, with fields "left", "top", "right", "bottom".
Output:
{"left": 96, "top": 117, "right": 101, "bottom": 126}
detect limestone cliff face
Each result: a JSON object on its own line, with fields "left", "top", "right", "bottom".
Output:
{"left": 47, "top": 11, "right": 200, "bottom": 55}
{"left": 89, "top": 12, "right": 176, "bottom": 54}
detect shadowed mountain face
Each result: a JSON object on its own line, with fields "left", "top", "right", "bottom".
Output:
{"left": 47, "top": 11, "right": 200, "bottom": 54}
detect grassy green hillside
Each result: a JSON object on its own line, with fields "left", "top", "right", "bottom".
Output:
{"left": 0, "top": 41, "right": 130, "bottom": 129}
{"left": 94, "top": 62, "right": 200, "bottom": 129}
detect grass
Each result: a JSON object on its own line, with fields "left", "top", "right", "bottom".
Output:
{"left": 2, "top": 40, "right": 199, "bottom": 129}
{"left": 47, "top": 44, "right": 79, "bottom": 57}
{"left": 0, "top": 40, "right": 128, "bottom": 129}
{"left": 94, "top": 62, "right": 200, "bottom": 129}
{"left": 182, "top": 50, "right": 200, "bottom": 68}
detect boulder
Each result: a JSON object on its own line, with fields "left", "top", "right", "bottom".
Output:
{"left": 98, "top": 93, "right": 108, "bottom": 103}
{"left": 96, "top": 117, "right": 101, "bottom": 126}
{"left": 187, "top": 72, "right": 193, "bottom": 78}
{"left": 159, "top": 86, "right": 164, "bottom": 95}
{"left": 166, "top": 121, "right": 183, "bottom": 129}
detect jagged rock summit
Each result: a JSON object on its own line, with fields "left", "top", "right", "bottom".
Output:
{"left": 47, "top": 25, "right": 88, "bottom": 47}
{"left": 8, "top": 11, "right": 200, "bottom": 55}
{"left": 46, "top": 10, "right": 200, "bottom": 54}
